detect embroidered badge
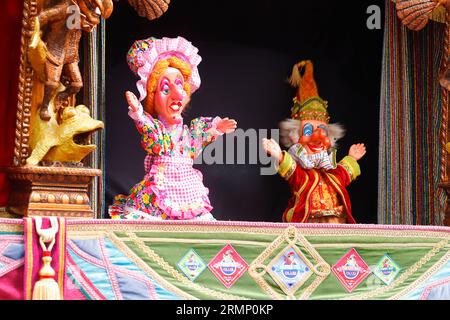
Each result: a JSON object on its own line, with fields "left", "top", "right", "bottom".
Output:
{"left": 332, "top": 248, "right": 371, "bottom": 293}
{"left": 267, "top": 246, "right": 313, "bottom": 295}
{"left": 372, "top": 254, "right": 401, "bottom": 285}
{"left": 177, "top": 249, "right": 207, "bottom": 281}
{"left": 208, "top": 244, "right": 248, "bottom": 288}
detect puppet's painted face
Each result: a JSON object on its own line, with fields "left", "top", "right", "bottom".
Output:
{"left": 154, "top": 67, "right": 189, "bottom": 126}
{"left": 299, "top": 119, "right": 331, "bottom": 154}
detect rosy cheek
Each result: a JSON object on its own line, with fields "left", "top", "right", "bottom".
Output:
{"left": 155, "top": 92, "right": 168, "bottom": 112}
{"left": 299, "top": 136, "right": 310, "bottom": 145}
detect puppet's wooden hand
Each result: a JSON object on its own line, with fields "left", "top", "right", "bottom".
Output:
{"left": 263, "top": 138, "right": 284, "bottom": 163}
{"left": 216, "top": 118, "right": 237, "bottom": 134}
{"left": 348, "top": 143, "right": 366, "bottom": 161}
{"left": 125, "top": 91, "right": 140, "bottom": 113}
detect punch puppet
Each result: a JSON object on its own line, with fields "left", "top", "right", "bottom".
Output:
{"left": 263, "top": 61, "right": 366, "bottom": 223}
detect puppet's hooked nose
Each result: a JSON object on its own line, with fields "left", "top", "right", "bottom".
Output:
{"left": 310, "top": 128, "right": 331, "bottom": 148}
{"left": 170, "top": 85, "right": 184, "bottom": 101}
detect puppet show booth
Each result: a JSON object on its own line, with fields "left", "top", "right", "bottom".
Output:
{"left": 0, "top": 0, "right": 449, "bottom": 300}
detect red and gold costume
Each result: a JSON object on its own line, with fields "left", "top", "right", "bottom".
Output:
{"left": 278, "top": 150, "right": 360, "bottom": 223}
{"left": 274, "top": 60, "right": 364, "bottom": 224}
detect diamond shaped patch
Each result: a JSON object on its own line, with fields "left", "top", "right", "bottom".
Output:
{"left": 177, "top": 249, "right": 207, "bottom": 281}
{"left": 332, "top": 248, "right": 371, "bottom": 293}
{"left": 372, "top": 254, "right": 401, "bottom": 285}
{"left": 267, "top": 246, "right": 313, "bottom": 295}
{"left": 208, "top": 244, "right": 248, "bottom": 289}
{"left": 248, "top": 226, "right": 331, "bottom": 299}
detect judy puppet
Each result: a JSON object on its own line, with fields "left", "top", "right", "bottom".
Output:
{"left": 109, "top": 36, "right": 237, "bottom": 221}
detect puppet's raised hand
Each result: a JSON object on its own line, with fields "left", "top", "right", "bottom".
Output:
{"left": 125, "top": 91, "right": 141, "bottom": 113}
{"left": 348, "top": 143, "right": 366, "bottom": 161}
{"left": 263, "top": 138, "right": 284, "bottom": 163}
{"left": 216, "top": 117, "right": 237, "bottom": 134}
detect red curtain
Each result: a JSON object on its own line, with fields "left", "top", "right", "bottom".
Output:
{"left": 0, "top": 0, "right": 23, "bottom": 206}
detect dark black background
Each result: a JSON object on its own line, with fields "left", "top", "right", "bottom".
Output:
{"left": 105, "top": 0, "right": 384, "bottom": 223}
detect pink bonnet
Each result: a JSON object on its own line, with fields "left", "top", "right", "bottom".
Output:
{"left": 127, "top": 36, "right": 202, "bottom": 101}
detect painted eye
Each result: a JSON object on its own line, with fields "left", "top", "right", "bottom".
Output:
{"left": 318, "top": 124, "right": 328, "bottom": 136}
{"left": 161, "top": 84, "right": 170, "bottom": 95}
{"left": 302, "top": 123, "right": 313, "bottom": 136}
{"left": 174, "top": 78, "right": 183, "bottom": 88}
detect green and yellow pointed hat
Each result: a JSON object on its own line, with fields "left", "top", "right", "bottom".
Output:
{"left": 289, "top": 60, "right": 330, "bottom": 123}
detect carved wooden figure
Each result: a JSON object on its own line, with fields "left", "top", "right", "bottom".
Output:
{"left": 24, "top": 0, "right": 112, "bottom": 167}
{"left": 31, "top": 0, "right": 113, "bottom": 121}
{"left": 4, "top": 0, "right": 173, "bottom": 218}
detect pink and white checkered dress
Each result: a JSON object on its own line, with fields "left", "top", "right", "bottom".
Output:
{"left": 109, "top": 105, "right": 222, "bottom": 221}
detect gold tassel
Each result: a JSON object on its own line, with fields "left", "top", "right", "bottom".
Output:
{"left": 288, "top": 62, "right": 302, "bottom": 88}
{"left": 32, "top": 251, "right": 61, "bottom": 300}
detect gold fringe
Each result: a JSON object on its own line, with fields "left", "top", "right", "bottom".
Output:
{"left": 391, "top": 0, "right": 446, "bottom": 24}
{"left": 431, "top": 5, "right": 446, "bottom": 23}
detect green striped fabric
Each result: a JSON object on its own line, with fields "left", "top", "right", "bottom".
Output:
{"left": 379, "top": 0, "right": 447, "bottom": 225}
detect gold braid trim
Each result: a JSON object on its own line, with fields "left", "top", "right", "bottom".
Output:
{"left": 107, "top": 232, "right": 195, "bottom": 300}
{"left": 120, "top": 237, "right": 269, "bottom": 247}
{"left": 285, "top": 174, "right": 309, "bottom": 222}
{"left": 68, "top": 231, "right": 108, "bottom": 239}
{"left": 248, "top": 236, "right": 285, "bottom": 300}
{"left": 293, "top": 227, "right": 331, "bottom": 299}
{"left": 66, "top": 223, "right": 450, "bottom": 241}
{"left": 0, "top": 224, "right": 23, "bottom": 233}
{"left": 248, "top": 264, "right": 282, "bottom": 300}
{"left": 278, "top": 152, "right": 296, "bottom": 180}
{"left": 299, "top": 265, "right": 330, "bottom": 300}
{"left": 25, "top": 218, "right": 33, "bottom": 300}
{"left": 341, "top": 239, "right": 449, "bottom": 300}
{"left": 248, "top": 226, "right": 330, "bottom": 300}
{"left": 296, "top": 111, "right": 330, "bottom": 123}
{"left": 312, "top": 242, "right": 450, "bottom": 249}
{"left": 301, "top": 171, "right": 319, "bottom": 223}
{"left": 390, "top": 249, "right": 450, "bottom": 300}
{"left": 58, "top": 218, "right": 66, "bottom": 299}
{"left": 338, "top": 156, "right": 361, "bottom": 181}
{"left": 125, "top": 232, "right": 250, "bottom": 300}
